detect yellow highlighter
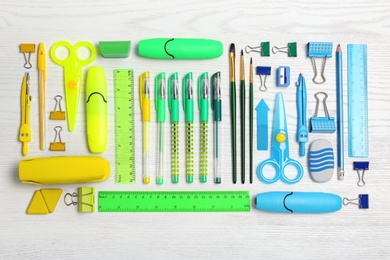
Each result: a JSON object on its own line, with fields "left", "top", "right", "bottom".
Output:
{"left": 140, "top": 72, "right": 151, "bottom": 184}
{"left": 86, "top": 66, "right": 108, "bottom": 153}
{"left": 19, "top": 73, "right": 31, "bottom": 156}
{"left": 19, "top": 156, "right": 110, "bottom": 184}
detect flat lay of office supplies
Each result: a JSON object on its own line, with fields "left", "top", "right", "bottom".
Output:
{"left": 6, "top": 1, "right": 389, "bottom": 258}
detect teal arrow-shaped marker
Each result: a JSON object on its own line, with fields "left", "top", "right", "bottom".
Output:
{"left": 256, "top": 99, "right": 269, "bottom": 150}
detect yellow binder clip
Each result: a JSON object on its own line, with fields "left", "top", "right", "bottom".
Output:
{"left": 64, "top": 187, "right": 95, "bottom": 213}
{"left": 20, "top": 43, "right": 36, "bottom": 69}
{"left": 50, "top": 95, "right": 66, "bottom": 120}
{"left": 49, "top": 126, "right": 66, "bottom": 151}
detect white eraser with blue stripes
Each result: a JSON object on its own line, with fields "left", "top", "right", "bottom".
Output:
{"left": 308, "top": 139, "right": 334, "bottom": 182}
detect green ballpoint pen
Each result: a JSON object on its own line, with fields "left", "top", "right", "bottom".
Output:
{"left": 198, "top": 72, "right": 209, "bottom": 183}
{"left": 155, "top": 72, "right": 167, "bottom": 185}
{"left": 168, "top": 72, "right": 180, "bottom": 184}
{"left": 211, "top": 72, "right": 222, "bottom": 184}
{"left": 183, "top": 72, "right": 194, "bottom": 183}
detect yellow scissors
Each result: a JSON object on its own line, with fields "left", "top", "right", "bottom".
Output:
{"left": 50, "top": 41, "right": 96, "bottom": 132}
{"left": 257, "top": 92, "right": 304, "bottom": 184}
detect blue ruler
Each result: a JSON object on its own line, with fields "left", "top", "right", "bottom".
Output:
{"left": 347, "top": 44, "right": 368, "bottom": 158}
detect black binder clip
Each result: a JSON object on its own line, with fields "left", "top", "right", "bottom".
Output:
{"left": 343, "top": 194, "right": 369, "bottom": 209}
{"left": 353, "top": 161, "right": 369, "bottom": 187}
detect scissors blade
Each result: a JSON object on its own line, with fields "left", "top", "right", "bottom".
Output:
{"left": 273, "top": 92, "right": 287, "bottom": 134}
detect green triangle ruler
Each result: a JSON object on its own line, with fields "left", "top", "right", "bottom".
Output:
{"left": 98, "top": 191, "right": 251, "bottom": 212}
{"left": 114, "top": 69, "right": 135, "bottom": 183}
{"left": 347, "top": 44, "right": 368, "bottom": 158}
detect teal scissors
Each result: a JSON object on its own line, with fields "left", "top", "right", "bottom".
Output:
{"left": 50, "top": 40, "right": 96, "bottom": 132}
{"left": 257, "top": 92, "right": 303, "bottom": 184}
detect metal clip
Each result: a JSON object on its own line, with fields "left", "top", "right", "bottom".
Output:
{"left": 256, "top": 66, "right": 271, "bottom": 92}
{"left": 307, "top": 42, "right": 333, "bottom": 84}
{"left": 245, "top": 42, "right": 270, "bottom": 56}
{"left": 272, "top": 42, "right": 297, "bottom": 57}
{"left": 49, "top": 126, "right": 66, "bottom": 151}
{"left": 353, "top": 161, "right": 369, "bottom": 187}
{"left": 20, "top": 43, "right": 36, "bottom": 69}
{"left": 50, "top": 95, "right": 66, "bottom": 120}
{"left": 343, "top": 194, "right": 369, "bottom": 209}
{"left": 64, "top": 187, "right": 95, "bottom": 213}
{"left": 310, "top": 92, "right": 336, "bottom": 133}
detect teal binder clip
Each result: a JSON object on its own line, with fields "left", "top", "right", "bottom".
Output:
{"left": 307, "top": 42, "right": 333, "bottom": 84}
{"left": 245, "top": 42, "right": 270, "bottom": 56}
{"left": 310, "top": 92, "right": 336, "bottom": 133}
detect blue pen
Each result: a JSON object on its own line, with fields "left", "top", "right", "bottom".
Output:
{"left": 296, "top": 74, "right": 308, "bottom": 157}
{"left": 336, "top": 44, "right": 344, "bottom": 180}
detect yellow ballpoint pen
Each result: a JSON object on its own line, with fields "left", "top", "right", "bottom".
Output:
{"left": 19, "top": 73, "right": 31, "bottom": 156}
{"left": 140, "top": 72, "right": 151, "bottom": 184}
{"left": 38, "top": 42, "right": 46, "bottom": 150}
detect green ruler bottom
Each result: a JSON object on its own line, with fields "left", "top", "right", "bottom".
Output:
{"left": 98, "top": 191, "right": 251, "bottom": 212}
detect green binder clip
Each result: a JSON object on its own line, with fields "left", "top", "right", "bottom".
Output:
{"left": 272, "top": 42, "right": 297, "bottom": 57}
{"left": 98, "top": 41, "right": 131, "bottom": 58}
{"left": 245, "top": 42, "right": 270, "bottom": 56}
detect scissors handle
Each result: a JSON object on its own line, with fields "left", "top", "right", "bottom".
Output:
{"left": 280, "top": 159, "right": 304, "bottom": 184}
{"left": 257, "top": 159, "right": 282, "bottom": 184}
{"left": 50, "top": 40, "right": 96, "bottom": 67}
{"left": 257, "top": 158, "right": 304, "bottom": 184}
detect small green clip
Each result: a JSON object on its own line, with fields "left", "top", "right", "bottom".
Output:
{"left": 168, "top": 73, "right": 179, "bottom": 123}
{"left": 198, "top": 72, "right": 209, "bottom": 123}
{"left": 155, "top": 72, "right": 166, "bottom": 123}
{"left": 211, "top": 72, "right": 222, "bottom": 121}
{"left": 182, "top": 72, "right": 194, "bottom": 123}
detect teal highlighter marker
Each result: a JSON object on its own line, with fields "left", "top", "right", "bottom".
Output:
{"left": 168, "top": 73, "right": 180, "bottom": 184}
{"left": 211, "top": 72, "right": 222, "bottom": 184}
{"left": 183, "top": 73, "right": 195, "bottom": 183}
{"left": 198, "top": 72, "right": 209, "bottom": 183}
{"left": 155, "top": 72, "right": 167, "bottom": 185}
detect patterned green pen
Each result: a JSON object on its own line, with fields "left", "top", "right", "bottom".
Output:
{"left": 198, "top": 72, "right": 209, "bottom": 183}
{"left": 168, "top": 73, "right": 180, "bottom": 183}
{"left": 182, "top": 73, "right": 194, "bottom": 183}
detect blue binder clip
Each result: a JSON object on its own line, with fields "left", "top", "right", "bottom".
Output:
{"left": 310, "top": 92, "right": 336, "bottom": 133}
{"left": 353, "top": 161, "right": 369, "bottom": 187}
{"left": 343, "top": 194, "right": 369, "bottom": 209}
{"left": 276, "top": 66, "right": 290, "bottom": 87}
{"left": 307, "top": 42, "right": 333, "bottom": 84}
{"left": 256, "top": 66, "right": 271, "bottom": 92}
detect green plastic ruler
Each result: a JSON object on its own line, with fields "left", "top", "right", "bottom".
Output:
{"left": 347, "top": 44, "right": 368, "bottom": 158}
{"left": 114, "top": 69, "right": 135, "bottom": 183}
{"left": 98, "top": 191, "right": 251, "bottom": 212}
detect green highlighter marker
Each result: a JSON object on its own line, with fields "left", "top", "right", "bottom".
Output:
{"left": 155, "top": 72, "right": 167, "bottom": 185}
{"left": 183, "top": 73, "right": 194, "bottom": 183}
{"left": 198, "top": 72, "right": 209, "bottom": 183}
{"left": 138, "top": 38, "right": 223, "bottom": 59}
{"left": 168, "top": 73, "right": 180, "bottom": 184}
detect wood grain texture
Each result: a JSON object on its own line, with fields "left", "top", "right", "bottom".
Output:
{"left": 1, "top": 0, "right": 390, "bottom": 259}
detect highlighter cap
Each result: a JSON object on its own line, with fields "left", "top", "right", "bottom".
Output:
{"left": 138, "top": 38, "right": 223, "bottom": 59}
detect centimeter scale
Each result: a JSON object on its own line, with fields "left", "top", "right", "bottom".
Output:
{"left": 114, "top": 69, "right": 135, "bottom": 184}
{"left": 98, "top": 191, "right": 251, "bottom": 212}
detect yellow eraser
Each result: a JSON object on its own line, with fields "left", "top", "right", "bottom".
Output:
{"left": 40, "top": 189, "right": 62, "bottom": 213}
{"left": 27, "top": 190, "right": 48, "bottom": 214}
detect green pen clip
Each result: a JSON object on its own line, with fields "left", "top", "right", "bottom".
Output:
{"left": 211, "top": 72, "right": 222, "bottom": 184}
{"left": 211, "top": 72, "right": 222, "bottom": 122}
{"left": 155, "top": 72, "right": 166, "bottom": 185}
{"left": 183, "top": 72, "right": 194, "bottom": 183}
{"left": 198, "top": 72, "right": 209, "bottom": 183}
{"left": 168, "top": 73, "right": 180, "bottom": 184}
{"left": 198, "top": 72, "right": 209, "bottom": 123}
{"left": 168, "top": 73, "right": 180, "bottom": 123}
{"left": 156, "top": 72, "right": 167, "bottom": 123}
